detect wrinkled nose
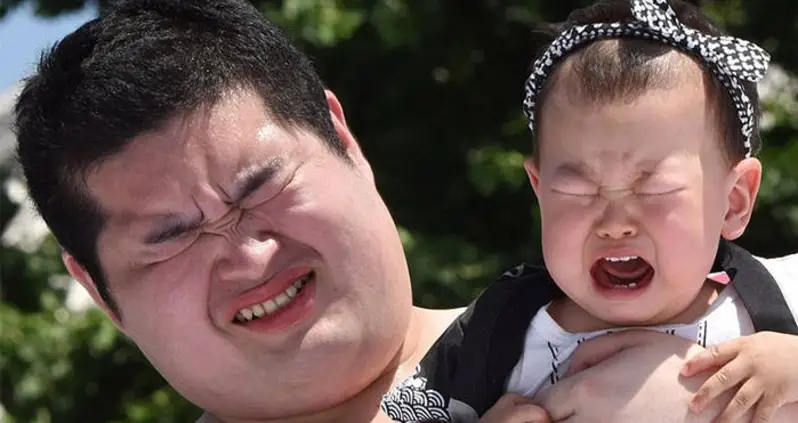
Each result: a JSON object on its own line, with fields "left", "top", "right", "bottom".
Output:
{"left": 215, "top": 235, "right": 279, "bottom": 284}
{"left": 207, "top": 208, "right": 280, "bottom": 284}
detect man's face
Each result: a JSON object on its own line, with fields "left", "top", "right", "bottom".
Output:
{"left": 80, "top": 89, "right": 413, "bottom": 419}
{"left": 525, "top": 64, "right": 755, "bottom": 327}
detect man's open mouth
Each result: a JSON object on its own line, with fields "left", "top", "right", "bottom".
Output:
{"left": 233, "top": 271, "right": 315, "bottom": 323}
{"left": 590, "top": 256, "right": 654, "bottom": 290}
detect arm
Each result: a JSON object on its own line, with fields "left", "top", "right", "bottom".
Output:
{"left": 534, "top": 331, "right": 789, "bottom": 423}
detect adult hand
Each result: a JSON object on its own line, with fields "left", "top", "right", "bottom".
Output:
{"left": 479, "top": 393, "right": 550, "bottom": 423}
{"left": 534, "top": 330, "right": 741, "bottom": 423}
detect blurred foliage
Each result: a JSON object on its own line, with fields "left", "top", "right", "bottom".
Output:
{"left": 1, "top": 0, "right": 797, "bottom": 421}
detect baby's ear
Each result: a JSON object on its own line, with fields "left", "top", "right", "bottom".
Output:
{"left": 524, "top": 158, "right": 542, "bottom": 198}
{"left": 721, "top": 157, "right": 762, "bottom": 240}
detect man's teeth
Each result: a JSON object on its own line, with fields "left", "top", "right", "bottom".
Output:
{"left": 235, "top": 273, "right": 312, "bottom": 323}
{"left": 603, "top": 255, "right": 639, "bottom": 262}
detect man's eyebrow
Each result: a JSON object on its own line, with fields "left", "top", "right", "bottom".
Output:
{"left": 141, "top": 159, "right": 284, "bottom": 244}
{"left": 231, "top": 157, "right": 284, "bottom": 203}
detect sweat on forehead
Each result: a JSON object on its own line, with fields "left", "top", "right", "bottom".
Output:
{"left": 533, "top": 38, "right": 749, "bottom": 165}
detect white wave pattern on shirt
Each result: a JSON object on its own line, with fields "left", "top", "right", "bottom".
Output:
{"left": 381, "top": 365, "right": 450, "bottom": 422}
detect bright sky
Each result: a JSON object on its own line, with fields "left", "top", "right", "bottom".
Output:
{"left": 0, "top": 3, "right": 97, "bottom": 91}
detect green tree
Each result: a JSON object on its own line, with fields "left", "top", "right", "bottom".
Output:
{"left": 2, "top": 1, "right": 797, "bottom": 421}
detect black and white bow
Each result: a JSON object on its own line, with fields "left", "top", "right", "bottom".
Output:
{"left": 523, "top": 0, "right": 770, "bottom": 157}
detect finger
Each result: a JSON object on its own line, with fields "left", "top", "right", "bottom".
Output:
{"left": 482, "top": 393, "right": 538, "bottom": 422}
{"left": 481, "top": 402, "right": 549, "bottom": 423}
{"left": 511, "top": 404, "right": 549, "bottom": 423}
{"left": 690, "top": 360, "right": 750, "bottom": 413}
{"left": 682, "top": 340, "right": 742, "bottom": 377}
{"left": 713, "top": 379, "right": 763, "bottom": 423}
{"left": 497, "top": 392, "right": 535, "bottom": 407}
{"left": 568, "top": 330, "right": 669, "bottom": 376}
{"left": 532, "top": 382, "right": 576, "bottom": 422}
{"left": 751, "top": 395, "right": 781, "bottom": 423}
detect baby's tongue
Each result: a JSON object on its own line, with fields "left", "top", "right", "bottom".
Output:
{"left": 599, "top": 258, "right": 649, "bottom": 279}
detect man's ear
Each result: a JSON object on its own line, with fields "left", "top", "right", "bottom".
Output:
{"left": 325, "top": 90, "right": 374, "bottom": 183}
{"left": 62, "top": 251, "right": 122, "bottom": 327}
{"left": 721, "top": 157, "right": 762, "bottom": 240}
{"left": 523, "top": 157, "right": 542, "bottom": 199}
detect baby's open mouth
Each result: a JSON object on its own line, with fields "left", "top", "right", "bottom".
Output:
{"left": 590, "top": 256, "right": 654, "bottom": 290}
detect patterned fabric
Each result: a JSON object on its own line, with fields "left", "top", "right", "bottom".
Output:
{"left": 522, "top": 0, "right": 770, "bottom": 158}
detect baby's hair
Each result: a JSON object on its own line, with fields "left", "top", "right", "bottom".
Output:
{"left": 529, "top": 0, "right": 761, "bottom": 165}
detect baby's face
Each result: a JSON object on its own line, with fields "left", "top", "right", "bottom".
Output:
{"left": 525, "top": 69, "right": 759, "bottom": 327}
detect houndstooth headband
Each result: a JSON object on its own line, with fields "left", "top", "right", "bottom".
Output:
{"left": 522, "top": 0, "right": 770, "bottom": 158}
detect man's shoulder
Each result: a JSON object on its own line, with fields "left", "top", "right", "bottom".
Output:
{"left": 452, "top": 262, "right": 559, "bottom": 338}
{"left": 396, "top": 263, "right": 557, "bottom": 420}
{"left": 497, "top": 262, "right": 549, "bottom": 281}
{"left": 482, "top": 262, "right": 552, "bottom": 293}
{"left": 417, "top": 262, "right": 554, "bottom": 359}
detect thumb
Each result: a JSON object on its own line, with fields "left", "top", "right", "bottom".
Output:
{"left": 567, "top": 330, "right": 670, "bottom": 376}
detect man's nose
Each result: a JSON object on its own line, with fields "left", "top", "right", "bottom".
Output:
{"left": 214, "top": 234, "right": 279, "bottom": 284}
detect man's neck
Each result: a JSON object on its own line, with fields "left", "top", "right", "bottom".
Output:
{"left": 204, "top": 306, "right": 456, "bottom": 423}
